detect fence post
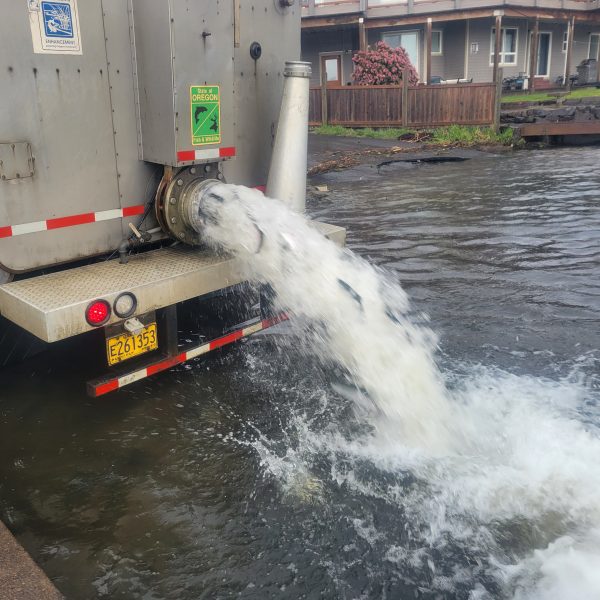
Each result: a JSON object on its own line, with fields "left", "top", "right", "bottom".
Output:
{"left": 493, "top": 12, "right": 502, "bottom": 85}
{"left": 425, "top": 18, "right": 433, "bottom": 86}
{"left": 529, "top": 19, "right": 539, "bottom": 93}
{"left": 494, "top": 67, "right": 503, "bottom": 132}
{"left": 320, "top": 65, "right": 328, "bottom": 126}
{"left": 564, "top": 16, "right": 575, "bottom": 90}
{"left": 402, "top": 69, "right": 409, "bottom": 127}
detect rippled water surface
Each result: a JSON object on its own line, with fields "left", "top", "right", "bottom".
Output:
{"left": 1, "top": 147, "right": 599, "bottom": 599}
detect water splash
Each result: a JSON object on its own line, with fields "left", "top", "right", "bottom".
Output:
{"left": 197, "top": 182, "right": 600, "bottom": 598}
{"left": 198, "top": 182, "right": 453, "bottom": 452}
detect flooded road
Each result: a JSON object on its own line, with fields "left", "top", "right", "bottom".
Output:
{"left": 1, "top": 147, "right": 600, "bottom": 599}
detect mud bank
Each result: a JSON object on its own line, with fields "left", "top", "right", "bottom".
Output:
{"left": 307, "top": 133, "right": 504, "bottom": 184}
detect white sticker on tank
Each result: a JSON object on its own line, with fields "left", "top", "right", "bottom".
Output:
{"left": 27, "top": 0, "right": 82, "bottom": 55}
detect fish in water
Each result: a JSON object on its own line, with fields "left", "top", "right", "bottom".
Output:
{"left": 194, "top": 106, "right": 207, "bottom": 124}
{"left": 337, "top": 279, "right": 363, "bottom": 311}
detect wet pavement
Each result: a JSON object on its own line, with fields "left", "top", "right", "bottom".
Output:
{"left": 1, "top": 145, "right": 599, "bottom": 599}
{"left": 307, "top": 133, "right": 495, "bottom": 183}
{"left": 0, "top": 521, "right": 62, "bottom": 599}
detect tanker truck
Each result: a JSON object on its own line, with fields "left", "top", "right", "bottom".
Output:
{"left": 0, "top": 0, "right": 344, "bottom": 396}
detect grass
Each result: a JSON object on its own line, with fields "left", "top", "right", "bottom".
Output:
{"left": 311, "top": 125, "right": 412, "bottom": 139}
{"left": 430, "top": 125, "right": 515, "bottom": 146}
{"left": 312, "top": 124, "right": 515, "bottom": 146}
{"left": 501, "top": 85, "right": 600, "bottom": 103}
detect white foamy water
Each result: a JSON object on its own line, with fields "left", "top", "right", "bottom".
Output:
{"left": 198, "top": 183, "right": 452, "bottom": 451}
{"left": 197, "top": 183, "right": 600, "bottom": 599}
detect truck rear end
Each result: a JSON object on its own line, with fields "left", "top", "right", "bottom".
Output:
{"left": 0, "top": 0, "right": 344, "bottom": 394}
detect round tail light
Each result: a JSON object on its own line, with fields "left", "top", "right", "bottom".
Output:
{"left": 113, "top": 292, "right": 137, "bottom": 319}
{"left": 86, "top": 300, "right": 111, "bottom": 326}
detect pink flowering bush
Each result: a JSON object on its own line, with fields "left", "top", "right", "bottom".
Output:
{"left": 352, "top": 41, "right": 419, "bottom": 86}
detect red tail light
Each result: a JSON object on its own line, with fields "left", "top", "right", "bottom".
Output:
{"left": 86, "top": 300, "right": 111, "bottom": 326}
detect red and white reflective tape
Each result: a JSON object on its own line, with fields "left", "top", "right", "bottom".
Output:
{"left": 89, "top": 314, "right": 288, "bottom": 397}
{"left": 0, "top": 205, "right": 145, "bottom": 240}
{"left": 177, "top": 147, "right": 236, "bottom": 163}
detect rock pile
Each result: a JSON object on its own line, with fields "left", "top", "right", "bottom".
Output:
{"left": 502, "top": 100, "right": 600, "bottom": 124}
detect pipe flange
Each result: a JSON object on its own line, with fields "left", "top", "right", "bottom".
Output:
{"left": 161, "top": 165, "right": 224, "bottom": 245}
{"left": 284, "top": 61, "right": 312, "bottom": 78}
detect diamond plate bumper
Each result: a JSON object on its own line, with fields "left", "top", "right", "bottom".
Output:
{"left": 0, "top": 222, "right": 346, "bottom": 343}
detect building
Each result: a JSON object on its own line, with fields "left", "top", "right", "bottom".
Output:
{"left": 301, "top": 1, "right": 600, "bottom": 89}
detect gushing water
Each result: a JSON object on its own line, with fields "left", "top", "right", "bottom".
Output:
{"left": 197, "top": 182, "right": 600, "bottom": 598}
{"left": 198, "top": 182, "right": 453, "bottom": 451}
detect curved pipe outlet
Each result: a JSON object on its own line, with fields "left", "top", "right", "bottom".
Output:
{"left": 176, "top": 178, "right": 223, "bottom": 236}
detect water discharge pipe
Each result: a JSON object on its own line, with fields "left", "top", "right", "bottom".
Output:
{"left": 266, "top": 61, "right": 312, "bottom": 213}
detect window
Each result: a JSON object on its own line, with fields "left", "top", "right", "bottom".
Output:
{"left": 432, "top": 30, "right": 442, "bottom": 55}
{"left": 490, "top": 27, "right": 518, "bottom": 65}
{"left": 382, "top": 31, "right": 420, "bottom": 73}
{"left": 324, "top": 58, "right": 339, "bottom": 81}
{"left": 562, "top": 31, "right": 568, "bottom": 53}
{"left": 589, "top": 34, "right": 600, "bottom": 61}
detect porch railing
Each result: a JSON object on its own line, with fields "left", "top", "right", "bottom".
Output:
{"left": 301, "top": 0, "right": 597, "bottom": 14}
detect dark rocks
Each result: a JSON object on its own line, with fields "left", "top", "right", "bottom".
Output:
{"left": 501, "top": 113, "right": 535, "bottom": 124}
{"left": 501, "top": 103, "right": 599, "bottom": 124}
{"left": 564, "top": 96, "right": 600, "bottom": 106}
{"left": 543, "top": 107, "right": 576, "bottom": 122}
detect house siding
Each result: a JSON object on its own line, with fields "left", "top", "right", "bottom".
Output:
{"left": 301, "top": 16, "right": 600, "bottom": 85}
{"left": 572, "top": 26, "right": 600, "bottom": 69}
{"left": 443, "top": 21, "right": 467, "bottom": 80}
{"left": 464, "top": 19, "right": 600, "bottom": 83}
{"left": 301, "top": 28, "right": 358, "bottom": 86}
{"left": 465, "top": 18, "right": 526, "bottom": 82}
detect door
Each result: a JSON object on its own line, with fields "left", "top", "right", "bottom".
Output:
{"left": 321, "top": 54, "right": 342, "bottom": 87}
{"left": 536, "top": 32, "right": 551, "bottom": 77}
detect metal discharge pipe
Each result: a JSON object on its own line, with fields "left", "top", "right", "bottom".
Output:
{"left": 266, "top": 61, "right": 312, "bottom": 213}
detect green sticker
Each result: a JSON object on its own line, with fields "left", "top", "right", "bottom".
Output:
{"left": 190, "top": 85, "right": 221, "bottom": 146}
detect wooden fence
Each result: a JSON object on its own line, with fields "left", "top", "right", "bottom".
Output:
{"left": 309, "top": 81, "right": 501, "bottom": 128}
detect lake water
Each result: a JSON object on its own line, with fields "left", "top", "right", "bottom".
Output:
{"left": 1, "top": 147, "right": 599, "bottom": 599}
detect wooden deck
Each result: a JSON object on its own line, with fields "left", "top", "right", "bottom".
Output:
{"left": 518, "top": 121, "right": 600, "bottom": 137}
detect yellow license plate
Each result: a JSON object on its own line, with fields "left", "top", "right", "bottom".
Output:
{"left": 106, "top": 323, "right": 158, "bottom": 366}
